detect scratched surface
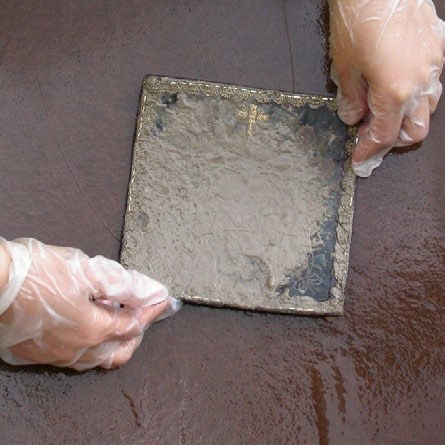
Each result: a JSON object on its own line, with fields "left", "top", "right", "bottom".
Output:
{"left": 121, "top": 77, "right": 355, "bottom": 314}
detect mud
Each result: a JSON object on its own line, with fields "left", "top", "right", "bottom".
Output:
{"left": 0, "top": 1, "right": 443, "bottom": 444}
{"left": 122, "top": 87, "right": 352, "bottom": 311}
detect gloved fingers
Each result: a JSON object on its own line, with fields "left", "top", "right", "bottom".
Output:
{"left": 0, "top": 347, "right": 36, "bottom": 366}
{"left": 63, "top": 340, "right": 118, "bottom": 371}
{"left": 104, "top": 300, "right": 171, "bottom": 341}
{"left": 331, "top": 64, "right": 369, "bottom": 125}
{"left": 426, "top": 70, "right": 443, "bottom": 113}
{"left": 100, "top": 300, "right": 180, "bottom": 368}
{"left": 425, "top": 16, "right": 445, "bottom": 110}
{"left": 351, "top": 72, "right": 441, "bottom": 176}
{"left": 351, "top": 87, "right": 404, "bottom": 178}
{"left": 395, "top": 96, "right": 430, "bottom": 147}
{"left": 101, "top": 336, "right": 143, "bottom": 369}
{"left": 153, "top": 296, "right": 182, "bottom": 322}
{"left": 352, "top": 99, "right": 402, "bottom": 164}
{"left": 6, "top": 339, "right": 47, "bottom": 364}
{"left": 6, "top": 337, "right": 88, "bottom": 367}
{"left": 71, "top": 336, "right": 142, "bottom": 370}
{"left": 1, "top": 301, "right": 174, "bottom": 369}
{"left": 439, "top": 19, "right": 445, "bottom": 56}
{"left": 85, "top": 255, "right": 168, "bottom": 309}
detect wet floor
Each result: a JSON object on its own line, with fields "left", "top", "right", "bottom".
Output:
{"left": 0, "top": 1, "right": 444, "bottom": 444}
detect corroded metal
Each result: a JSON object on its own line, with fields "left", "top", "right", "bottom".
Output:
{"left": 121, "top": 76, "right": 357, "bottom": 315}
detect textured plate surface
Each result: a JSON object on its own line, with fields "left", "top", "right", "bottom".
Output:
{"left": 121, "top": 76, "right": 356, "bottom": 315}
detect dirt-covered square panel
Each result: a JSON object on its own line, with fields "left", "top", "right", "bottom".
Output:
{"left": 121, "top": 77, "right": 356, "bottom": 315}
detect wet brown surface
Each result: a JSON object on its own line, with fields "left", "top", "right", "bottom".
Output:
{"left": 0, "top": 1, "right": 444, "bottom": 444}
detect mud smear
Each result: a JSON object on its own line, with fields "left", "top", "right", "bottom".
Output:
{"left": 123, "top": 87, "right": 350, "bottom": 312}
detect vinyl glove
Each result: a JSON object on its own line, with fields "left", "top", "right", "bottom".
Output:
{"left": 0, "top": 238, "right": 181, "bottom": 371}
{"left": 329, "top": 0, "right": 445, "bottom": 177}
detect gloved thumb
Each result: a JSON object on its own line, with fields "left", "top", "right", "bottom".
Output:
{"left": 331, "top": 64, "right": 369, "bottom": 126}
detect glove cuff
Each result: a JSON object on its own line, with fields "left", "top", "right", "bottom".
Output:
{"left": 0, "top": 238, "right": 33, "bottom": 316}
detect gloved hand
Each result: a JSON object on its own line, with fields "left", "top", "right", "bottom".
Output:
{"left": 329, "top": 0, "right": 445, "bottom": 177}
{"left": 0, "top": 237, "right": 181, "bottom": 371}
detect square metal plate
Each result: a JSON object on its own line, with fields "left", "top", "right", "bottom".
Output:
{"left": 121, "top": 76, "right": 357, "bottom": 315}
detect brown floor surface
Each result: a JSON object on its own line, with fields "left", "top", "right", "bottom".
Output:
{"left": 0, "top": 1, "right": 444, "bottom": 444}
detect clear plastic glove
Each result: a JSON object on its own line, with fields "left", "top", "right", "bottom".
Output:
{"left": 329, "top": 0, "right": 445, "bottom": 177}
{"left": 0, "top": 238, "right": 181, "bottom": 371}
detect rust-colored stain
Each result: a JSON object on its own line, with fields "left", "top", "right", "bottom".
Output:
{"left": 0, "top": 1, "right": 443, "bottom": 444}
